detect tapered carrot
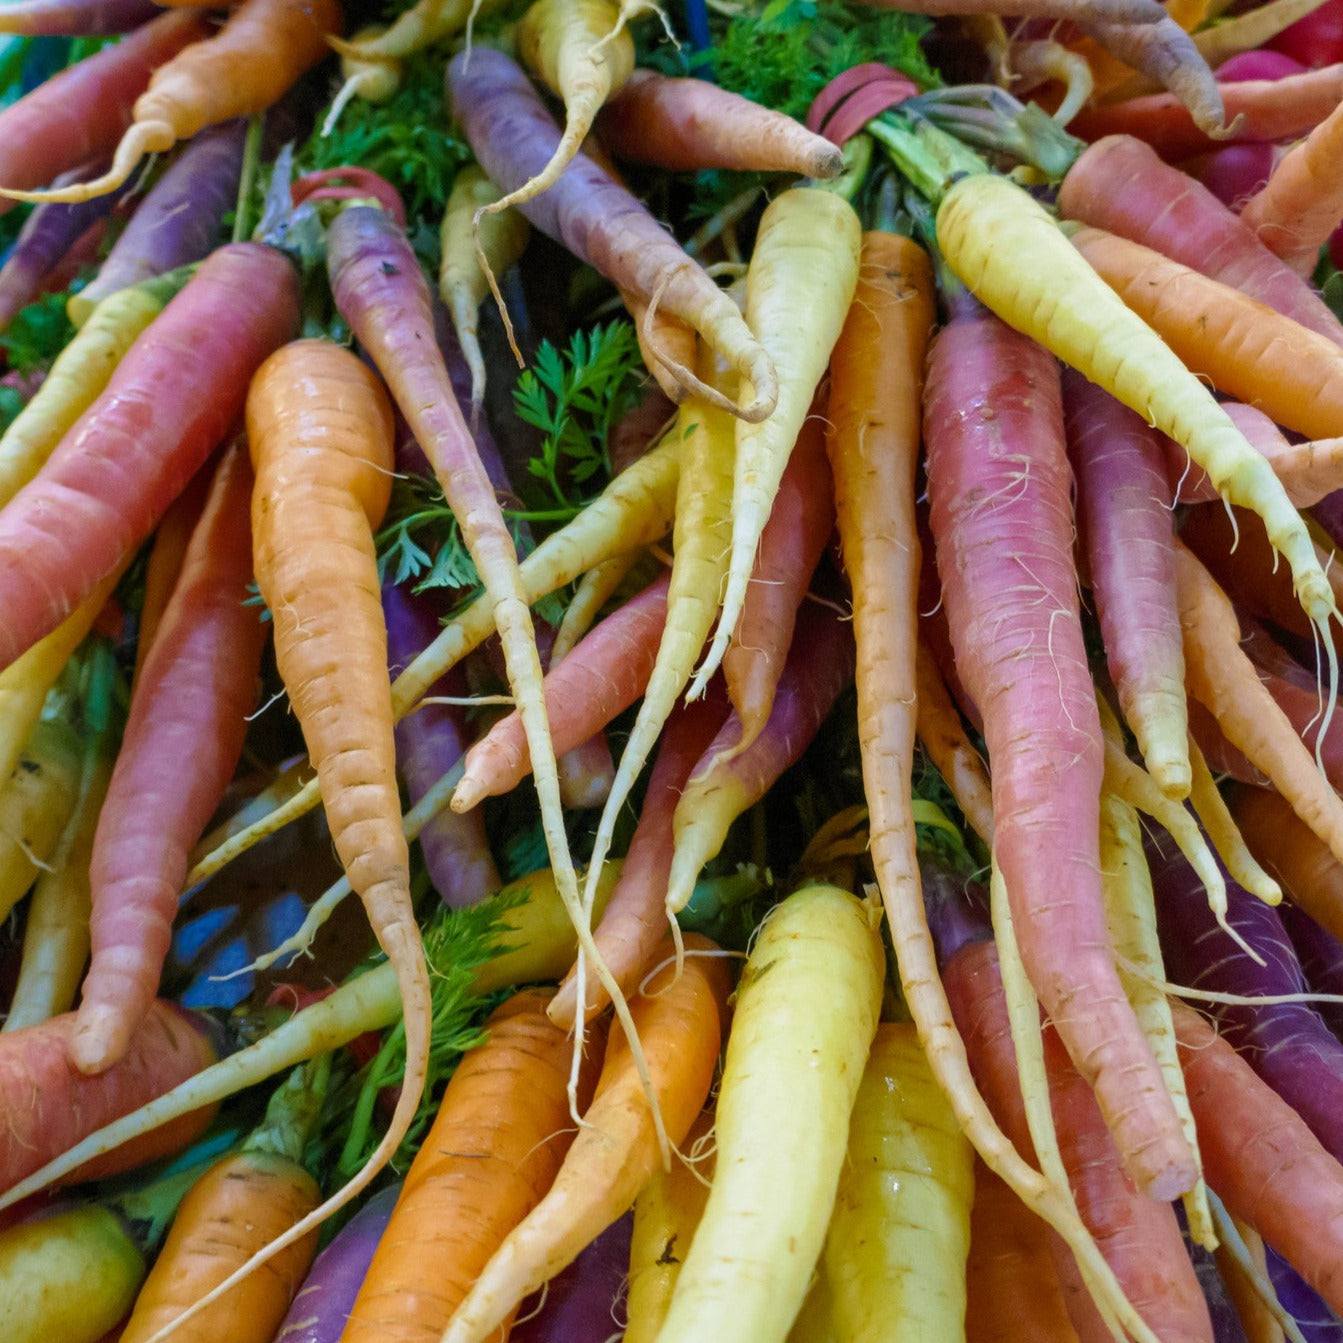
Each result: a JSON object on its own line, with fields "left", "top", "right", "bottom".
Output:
{"left": 442, "top": 936, "right": 730, "bottom": 1343}
{"left": 72, "top": 444, "right": 266, "bottom": 1074}
{"left": 337, "top": 990, "right": 600, "bottom": 1342}
{"left": 0, "top": 0, "right": 343, "bottom": 204}
{"left": 690, "top": 187, "right": 859, "bottom": 697}
{"left": 914, "top": 642, "right": 994, "bottom": 844}
{"left": 0, "top": 243, "right": 298, "bottom": 672}
{"left": 1066, "top": 372, "right": 1188, "bottom": 796}
{"left": 623, "top": 286, "right": 697, "bottom": 407}
{"left": 453, "top": 570, "right": 669, "bottom": 810}
{"left": 1070, "top": 225, "right": 1343, "bottom": 443}
{"left": 597, "top": 70, "right": 843, "bottom": 177}
{"left": 0, "top": 9, "right": 207, "bottom": 215}
{"left": 550, "top": 692, "right": 730, "bottom": 1029}
{"left": 1010, "top": 39, "right": 1094, "bottom": 126}
{"left": 329, "top": 0, "right": 506, "bottom": 59}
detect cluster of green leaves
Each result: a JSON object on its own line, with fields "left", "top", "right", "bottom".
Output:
{"left": 0, "top": 289, "right": 74, "bottom": 372}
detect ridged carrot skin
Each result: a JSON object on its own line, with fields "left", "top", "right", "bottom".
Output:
{"left": 0, "top": 243, "right": 298, "bottom": 671}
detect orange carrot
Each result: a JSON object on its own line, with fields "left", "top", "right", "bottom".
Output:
{"left": 0, "top": 0, "right": 343, "bottom": 204}
{"left": 914, "top": 642, "right": 993, "bottom": 844}
{"left": 442, "top": 935, "right": 730, "bottom": 1343}
{"left": 341, "top": 990, "right": 603, "bottom": 1343}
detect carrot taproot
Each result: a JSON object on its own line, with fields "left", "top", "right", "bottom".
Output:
{"left": 186, "top": 433, "right": 684, "bottom": 888}
{"left": 1057, "top": 134, "right": 1343, "bottom": 346}
{"left": 321, "top": 27, "right": 400, "bottom": 138}
{"left": 0, "top": 273, "right": 182, "bottom": 514}
{"left": 439, "top": 166, "right": 528, "bottom": 415}
{"left": 1185, "top": 740, "right": 1280, "bottom": 907}
{"left": 925, "top": 288, "right": 1193, "bottom": 1199}
{"left": 1010, "top": 39, "right": 1094, "bottom": 126}
{"left": 1071, "top": 63, "right": 1343, "bottom": 159}
{"left": 1175, "top": 543, "right": 1343, "bottom": 867}
{"left": 118, "top": 1061, "right": 326, "bottom": 1343}
{"left": 552, "top": 692, "right": 730, "bottom": 1029}
{"left": 342, "top": 990, "right": 603, "bottom": 1342}
{"left": 965, "top": 1164, "right": 1082, "bottom": 1343}
{"left": 447, "top": 49, "right": 776, "bottom": 421}
{"left": 0, "top": 1000, "right": 220, "bottom": 1194}
{"left": 937, "top": 172, "right": 1335, "bottom": 628}
{"left": 131, "top": 459, "right": 211, "bottom": 689}
{"left": 914, "top": 642, "right": 994, "bottom": 844}
{"left": 72, "top": 445, "right": 266, "bottom": 1074}
{"left": 329, "top": 0, "right": 507, "bottom": 62}
{"left": 823, "top": 1022, "right": 974, "bottom": 1342}
{"left": 652, "top": 889, "right": 880, "bottom": 1343}
{"left": 0, "top": 243, "right": 298, "bottom": 672}
{"left": 0, "top": 9, "right": 206, "bottom": 214}
{"left": 666, "top": 602, "right": 853, "bottom": 914}
{"left": 689, "top": 187, "right": 859, "bottom": 696}
{"left": 1230, "top": 784, "right": 1343, "bottom": 943}
{"left": 443, "top": 936, "right": 730, "bottom": 1343}
{"left": 622, "top": 285, "right": 698, "bottom": 407}
{"left": 0, "top": 0, "right": 343, "bottom": 205}
{"left": 548, "top": 553, "right": 638, "bottom": 667}
{"left": 597, "top": 70, "right": 843, "bottom": 177}
{"left": 1172, "top": 1000, "right": 1343, "bottom": 1314}
{"left": 1066, "top": 371, "right": 1188, "bottom": 796}
{"left": 1069, "top": 224, "right": 1343, "bottom": 443}
{"left": 0, "top": 0, "right": 158, "bottom": 34}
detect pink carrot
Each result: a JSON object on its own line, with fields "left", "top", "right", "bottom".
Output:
{"left": 72, "top": 443, "right": 267, "bottom": 1075}
{"left": 925, "top": 292, "right": 1193, "bottom": 1201}
{"left": 721, "top": 411, "right": 833, "bottom": 756}
{"left": 1058, "top": 134, "right": 1343, "bottom": 346}
{"left": 452, "top": 571, "right": 671, "bottom": 809}
{"left": 0, "top": 10, "right": 207, "bottom": 215}
{"left": 1065, "top": 372, "right": 1188, "bottom": 796}
{"left": 0, "top": 242, "right": 298, "bottom": 671}
{"left": 0, "top": 0, "right": 159, "bottom": 34}
{"left": 549, "top": 691, "right": 730, "bottom": 1030}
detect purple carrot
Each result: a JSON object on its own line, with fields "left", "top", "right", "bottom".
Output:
{"left": 383, "top": 581, "right": 499, "bottom": 908}
{"left": 0, "top": 0, "right": 159, "bottom": 35}
{"left": 274, "top": 1184, "right": 401, "bottom": 1343}
{"left": 70, "top": 121, "right": 245, "bottom": 323}
{"left": 511, "top": 1214, "right": 632, "bottom": 1342}
{"left": 1149, "top": 833, "right": 1343, "bottom": 1165}
{"left": 0, "top": 161, "right": 127, "bottom": 329}
{"left": 1189, "top": 1244, "right": 1249, "bottom": 1343}
{"left": 1065, "top": 370, "right": 1188, "bottom": 795}
{"left": 1280, "top": 901, "right": 1343, "bottom": 1040}
{"left": 1267, "top": 1247, "right": 1343, "bottom": 1342}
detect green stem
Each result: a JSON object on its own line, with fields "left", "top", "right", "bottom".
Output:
{"left": 815, "top": 134, "right": 874, "bottom": 204}
{"left": 244, "top": 1054, "right": 332, "bottom": 1164}
{"left": 866, "top": 111, "right": 989, "bottom": 208}
{"left": 232, "top": 115, "right": 266, "bottom": 245}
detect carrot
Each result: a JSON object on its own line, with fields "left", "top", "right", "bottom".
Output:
{"left": 965, "top": 1164, "right": 1082, "bottom": 1343}
{"left": 721, "top": 411, "right": 832, "bottom": 754}
{"left": 925, "top": 288, "right": 1192, "bottom": 1199}
{"left": 1214, "top": 1214, "right": 1294, "bottom": 1343}
{"left": 1230, "top": 784, "right": 1343, "bottom": 943}
{"left": 1057, "top": 134, "right": 1343, "bottom": 346}
{"left": 1239, "top": 99, "right": 1343, "bottom": 273}
{"left": 858, "top": 0, "right": 1164, "bottom": 17}
{"left": 1010, "top": 40, "right": 1094, "bottom": 126}
{"left": 320, "top": 26, "right": 401, "bottom": 138}
{"left": 597, "top": 70, "right": 844, "bottom": 177}
{"left": 654, "top": 888, "right": 881, "bottom": 1343}
{"left": 0, "top": 243, "right": 298, "bottom": 672}
{"left": 118, "top": 1061, "right": 327, "bottom": 1343}
{"left": 823, "top": 1023, "right": 974, "bottom": 1341}
{"left": 186, "top": 433, "right": 684, "bottom": 886}
{"left": 343, "top": 990, "right": 603, "bottom": 1342}
{"left": 1175, "top": 543, "right": 1343, "bottom": 866}
{"left": 1184, "top": 740, "right": 1280, "bottom": 908}
{"left": 73, "top": 445, "right": 266, "bottom": 1074}
{"left": 623, "top": 285, "right": 698, "bottom": 407}
{"left": 0, "top": 0, "right": 159, "bottom": 34}
{"left": 666, "top": 602, "right": 854, "bottom": 915}
{"left": 443, "top": 935, "right": 730, "bottom": 1343}
{"left": 689, "top": 187, "right": 859, "bottom": 696}
{"left": 915, "top": 642, "right": 994, "bottom": 844}
{"left": 1172, "top": 1000, "right": 1343, "bottom": 1314}
{"left": 1069, "top": 224, "right": 1343, "bottom": 443}
{"left": 551, "top": 692, "right": 730, "bottom": 1029}
{"left": 937, "top": 173, "right": 1335, "bottom": 629}
{"left": 0, "top": 273, "right": 183, "bottom": 514}
{"left": 439, "top": 166, "right": 528, "bottom": 415}
{"left": 1071, "top": 64, "right": 1343, "bottom": 159}
{"left": 329, "top": 0, "right": 507, "bottom": 62}
{"left": 452, "top": 570, "right": 670, "bottom": 811}
{"left": 1065, "top": 372, "right": 1188, "bottom": 796}
{"left": 0, "top": 999, "right": 220, "bottom": 1194}
{"left": 131, "top": 459, "right": 211, "bottom": 689}
{"left": 0, "top": 10, "right": 206, "bottom": 215}
{"left": 447, "top": 49, "right": 777, "bottom": 421}
{"left": 0, "top": 0, "right": 343, "bottom": 204}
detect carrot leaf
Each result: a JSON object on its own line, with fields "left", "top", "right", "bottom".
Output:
{"left": 0, "top": 288, "right": 73, "bottom": 371}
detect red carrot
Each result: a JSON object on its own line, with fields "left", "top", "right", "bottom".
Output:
{"left": 1058, "top": 135, "right": 1343, "bottom": 346}
{"left": 0, "top": 10, "right": 207, "bottom": 215}
{"left": 925, "top": 292, "right": 1193, "bottom": 1200}
{"left": 0, "top": 243, "right": 298, "bottom": 671}
{"left": 72, "top": 444, "right": 267, "bottom": 1075}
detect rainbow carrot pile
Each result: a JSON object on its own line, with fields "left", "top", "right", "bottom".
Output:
{"left": 2, "top": 2, "right": 1343, "bottom": 1339}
